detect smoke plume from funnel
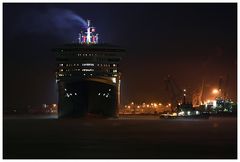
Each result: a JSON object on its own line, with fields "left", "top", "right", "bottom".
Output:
{"left": 48, "top": 8, "right": 88, "bottom": 29}
{"left": 12, "top": 8, "right": 87, "bottom": 41}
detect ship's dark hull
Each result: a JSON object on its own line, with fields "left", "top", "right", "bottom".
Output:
{"left": 58, "top": 80, "right": 118, "bottom": 118}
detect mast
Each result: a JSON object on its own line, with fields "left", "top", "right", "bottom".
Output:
{"left": 78, "top": 19, "right": 99, "bottom": 44}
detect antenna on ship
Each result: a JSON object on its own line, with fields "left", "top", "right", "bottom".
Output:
{"left": 78, "top": 19, "right": 99, "bottom": 44}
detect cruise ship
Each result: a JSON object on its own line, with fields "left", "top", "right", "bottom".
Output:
{"left": 54, "top": 20, "right": 125, "bottom": 118}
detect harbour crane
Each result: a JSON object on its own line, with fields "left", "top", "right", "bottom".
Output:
{"left": 164, "top": 75, "right": 183, "bottom": 112}
{"left": 192, "top": 79, "right": 205, "bottom": 107}
{"left": 217, "top": 75, "right": 230, "bottom": 99}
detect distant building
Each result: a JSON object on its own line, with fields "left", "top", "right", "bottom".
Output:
{"left": 54, "top": 20, "right": 125, "bottom": 118}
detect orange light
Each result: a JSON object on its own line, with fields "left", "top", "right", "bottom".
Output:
{"left": 212, "top": 89, "right": 219, "bottom": 94}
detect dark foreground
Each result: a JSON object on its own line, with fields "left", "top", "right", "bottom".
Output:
{"left": 3, "top": 116, "right": 237, "bottom": 159}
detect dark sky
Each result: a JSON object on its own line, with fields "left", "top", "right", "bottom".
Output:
{"left": 3, "top": 3, "right": 237, "bottom": 107}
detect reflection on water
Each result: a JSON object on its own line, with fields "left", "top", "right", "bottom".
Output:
{"left": 4, "top": 114, "right": 58, "bottom": 119}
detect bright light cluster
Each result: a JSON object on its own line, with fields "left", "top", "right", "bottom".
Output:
{"left": 78, "top": 20, "right": 99, "bottom": 44}
{"left": 120, "top": 102, "right": 172, "bottom": 114}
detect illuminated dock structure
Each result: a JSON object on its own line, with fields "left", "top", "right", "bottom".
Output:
{"left": 54, "top": 20, "right": 125, "bottom": 118}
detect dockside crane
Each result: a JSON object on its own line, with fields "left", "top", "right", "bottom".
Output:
{"left": 217, "top": 75, "right": 230, "bottom": 99}
{"left": 223, "top": 74, "right": 230, "bottom": 99}
{"left": 164, "top": 75, "right": 183, "bottom": 112}
{"left": 192, "top": 79, "right": 205, "bottom": 107}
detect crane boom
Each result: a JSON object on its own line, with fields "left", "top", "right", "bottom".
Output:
{"left": 164, "top": 75, "right": 183, "bottom": 111}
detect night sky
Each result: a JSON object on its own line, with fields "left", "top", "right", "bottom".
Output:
{"left": 3, "top": 3, "right": 237, "bottom": 108}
